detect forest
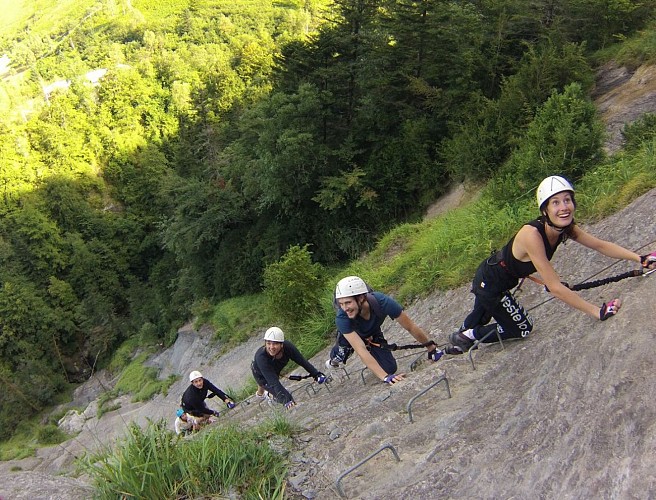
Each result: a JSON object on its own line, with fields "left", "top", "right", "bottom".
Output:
{"left": 1, "top": 0, "right": 655, "bottom": 440}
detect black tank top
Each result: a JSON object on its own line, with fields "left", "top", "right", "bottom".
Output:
{"left": 500, "top": 219, "right": 564, "bottom": 278}
{"left": 474, "top": 219, "right": 566, "bottom": 297}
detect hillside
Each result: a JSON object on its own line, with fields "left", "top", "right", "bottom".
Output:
{"left": 1, "top": 63, "right": 656, "bottom": 499}
{"left": 2, "top": 184, "right": 654, "bottom": 500}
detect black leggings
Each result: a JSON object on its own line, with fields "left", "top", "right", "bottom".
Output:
{"left": 463, "top": 291, "right": 533, "bottom": 343}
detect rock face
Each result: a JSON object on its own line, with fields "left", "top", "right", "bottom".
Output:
{"left": 0, "top": 471, "right": 93, "bottom": 500}
{"left": 57, "top": 410, "right": 86, "bottom": 434}
{"left": 290, "top": 187, "right": 656, "bottom": 500}
{"left": 594, "top": 62, "right": 656, "bottom": 153}
{"left": 2, "top": 193, "right": 654, "bottom": 500}
{"left": 1, "top": 65, "right": 656, "bottom": 500}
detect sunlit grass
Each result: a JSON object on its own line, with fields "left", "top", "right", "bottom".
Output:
{"left": 0, "top": 431, "right": 37, "bottom": 461}
{"left": 577, "top": 140, "right": 656, "bottom": 220}
{"left": 0, "top": 413, "right": 73, "bottom": 460}
{"left": 132, "top": 0, "right": 190, "bottom": 23}
{"left": 114, "top": 353, "right": 179, "bottom": 402}
{"left": 197, "top": 293, "right": 275, "bottom": 348}
{"left": 259, "top": 411, "right": 300, "bottom": 437}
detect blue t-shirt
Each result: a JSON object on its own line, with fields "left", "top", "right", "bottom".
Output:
{"left": 335, "top": 291, "right": 403, "bottom": 340}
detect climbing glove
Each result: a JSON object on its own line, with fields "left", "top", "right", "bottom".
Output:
{"left": 226, "top": 401, "right": 236, "bottom": 409}
{"left": 315, "top": 372, "right": 327, "bottom": 384}
{"left": 599, "top": 298, "right": 621, "bottom": 321}
{"left": 384, "top": 374, "right": 399, "bottom": 385}
{"left": 284, "top": 400, "right": 296, "bottom": 410}
{"left": 427, "top": 349, "right": 444, "bottom": 362}
{"left": 640, "top": 251, "right": 656, "bottom": 269}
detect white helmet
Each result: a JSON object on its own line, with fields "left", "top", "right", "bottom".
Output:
{"left": 189, "top": 370, "right": 203, "bottom": 382}
{"left": 264, "top": 326, "right": 284, "bottom": 342}
{"left": 335, "top": 276, "right": 369, "bottom": 299}
{"left": 536, "top": 175, "right": 574, "bottom": 210}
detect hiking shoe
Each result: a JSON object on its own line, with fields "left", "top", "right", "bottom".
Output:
{"left": 449, "top": 330, "right": 475, "bottom": 353}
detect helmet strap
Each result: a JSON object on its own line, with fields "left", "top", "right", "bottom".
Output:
{"left": 542, "top": 212, "right": 571, "bottom": 233}
{"left": 540, "top": 192, "right": 576, "bottom": 233}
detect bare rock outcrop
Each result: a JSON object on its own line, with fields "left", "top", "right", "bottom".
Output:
{"left": 594, "top": 62, "right": 656, "bottom": 153}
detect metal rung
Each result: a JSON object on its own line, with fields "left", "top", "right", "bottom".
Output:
{"left": 360, "top": 367, "right": 369, "bottom": 385}
{"left": 321, "top": 377, "right": 333, "bottom": 393}
{"left": 406, "top": 374, "right": 451, "bottom": 423}
{"left": 335, "top": 443, "right": 400, "bottom": 498}
{"left": 304, "top": 382, "right": 319, "bottom": 398}
{"left": 331, "top": 366, "right": 350, "bottom": 381}
{"left": 468, "top": 330, "right": 504, "bottom": 370}
{"left": 410, "top": 351, "right": 425, "bottom": 371}
{"left": 290, "top": 382, "right": 314, "bottom": 398}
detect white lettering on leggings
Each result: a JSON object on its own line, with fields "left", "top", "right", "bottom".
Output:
{"left": 500, "top": 295, "right": 533, "bottom": 337}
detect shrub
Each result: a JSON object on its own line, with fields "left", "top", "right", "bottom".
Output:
{"left": 622, "top": 113, "right": 656, "bottom": 152}
{"left": 36, "top": 424, "right": 68, "bottom": 445}
{"left": 263, "top": 244, "right": 324, "bottom": 327}
{"left": 114, "top": 354, "right": 176, "bottom": 402}
{"left": 487, "top": 83, "right": 604, "bottom": 205}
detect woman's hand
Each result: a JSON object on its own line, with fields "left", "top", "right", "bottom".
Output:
{"left": 640, "top": 251, "right": 656, "bottom": 270}
{"left": 599, "top": 299, "right": 621, "bottom": 320}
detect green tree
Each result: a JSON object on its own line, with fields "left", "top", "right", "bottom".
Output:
{"left": 488, "top": 82, "right": 604, "bottom": 203}
{"left": 442, "top": 40, "right": 593, "bottom": 182}
{"left": 7, "top": 205, "right": 66, "bottom": 281}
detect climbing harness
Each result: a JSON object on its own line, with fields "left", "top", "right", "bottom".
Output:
{"left": 456, "top": 240, "right": 656, "bottom": 370}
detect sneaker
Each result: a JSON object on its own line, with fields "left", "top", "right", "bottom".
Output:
{"left": 449, "top": 330, "right": 475, "bottom": 353}
{"left": 326, "top": 358, "right": 341, "bottom": 369}
{"left": 254, "top": 391, "right": 272, "bottom": 401}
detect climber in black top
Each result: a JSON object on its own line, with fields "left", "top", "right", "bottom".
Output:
{"left": 181, "top": 370, "right": 235, "bottom": 417}
{"left": 251, "top": 327, "right": 326, "bottom": 409}
{"left": 449, "top": 175, "right": 656, "bottom": 353}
